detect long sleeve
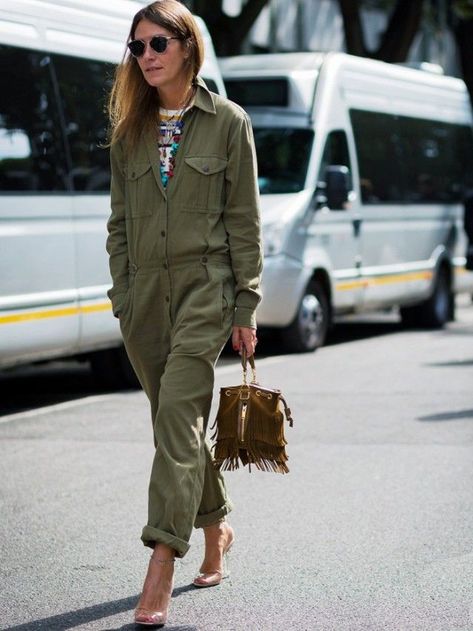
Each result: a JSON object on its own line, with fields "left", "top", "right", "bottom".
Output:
{"left": 223, "top": 112, "right": 263, "bottom": 328}
{"left": 106, "top": 139, "right": 129, "bottom": 317}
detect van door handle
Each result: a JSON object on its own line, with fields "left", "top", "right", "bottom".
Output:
{"left": 352, "top": 217, "right": 362, "bottom": 237}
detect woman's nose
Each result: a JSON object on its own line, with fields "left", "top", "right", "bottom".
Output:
{"left": 143, "top": 42, "right": 156, "bottom": 58}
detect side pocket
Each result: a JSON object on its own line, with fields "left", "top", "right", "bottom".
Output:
{"left": 119, "top": 281, "right": 135, "bottom": 336}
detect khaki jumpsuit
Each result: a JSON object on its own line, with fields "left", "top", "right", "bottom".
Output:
{"left": 106, "top": 79, "right": 263, "bottom": 558}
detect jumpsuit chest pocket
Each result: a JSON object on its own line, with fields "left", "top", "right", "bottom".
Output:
{"left": 126, "top": 162, "right": 155, "bottom": 218}
{"left": 183, "top": 156, "right": 228, "bottom": 212}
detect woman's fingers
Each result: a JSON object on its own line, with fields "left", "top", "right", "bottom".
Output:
{"left": 232, "top": 326, "right": 257, "bottom": 355}
{"left": 241, "top": 327, "right": 257, "bottom": 356}
{"left": 231, "top": 327, "right": 241, "bottom": 352}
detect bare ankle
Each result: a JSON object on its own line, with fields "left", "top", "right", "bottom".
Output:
{"left": 151, "top": 543, "right": 176, "bottom": 561}
{"left": 203, "top": 523, "right": 234, "bottom": 550}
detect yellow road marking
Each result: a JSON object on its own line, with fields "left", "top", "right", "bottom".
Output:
{"left": 0, "top": 302, "right": 111, "bottom": 325}
{"left": 336, "top": 270, "right": 433, "bottom": 291}
{"left": 79, "top": 303, "right": 112, "bottom": 314}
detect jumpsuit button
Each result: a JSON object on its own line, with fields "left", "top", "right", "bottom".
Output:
{"left": 131, "top": 172, "right": 136, "bottom": 178}
{"left": 203, "top": 165, "right": 209, "bottom": 173}
{"left": 161, "top": 231, "right": 166, "bottom": 237}
{"left": 165, "top": 296, "right": 170, "bottom": 303}
{"left": 201, "top": 256, "right": 208, "bottom": 263}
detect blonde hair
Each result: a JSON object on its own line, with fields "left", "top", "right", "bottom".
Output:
{"left": 108, "top": 0, "right": 204, "bottom": 150}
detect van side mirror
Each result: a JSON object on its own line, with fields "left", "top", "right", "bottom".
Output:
{"left": 313, "top": 181, "right": 327, "bottom": 208}
{"left": 325, "top": 165, "right": 351, "bottom": 210}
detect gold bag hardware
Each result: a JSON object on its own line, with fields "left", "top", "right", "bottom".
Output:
{"left": 211, "top": 351, "right": 294, "bottom": 473}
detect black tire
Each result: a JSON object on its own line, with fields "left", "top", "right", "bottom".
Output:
{"left": 90, "top": 346, "right": 140, "bottom": 389}
{"left": 400, "top": 266, "right": 451, "bottom": 329}
{"left": 282, "top": 280, "right": 330, "bottom": 352}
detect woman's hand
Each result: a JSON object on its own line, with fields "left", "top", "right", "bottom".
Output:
{"left": 232, "top": 326, "right": 257, "bottom": 357}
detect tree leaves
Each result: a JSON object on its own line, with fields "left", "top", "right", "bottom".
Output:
{"left": 453, "top": 0, "right": 473, "bottom": 20}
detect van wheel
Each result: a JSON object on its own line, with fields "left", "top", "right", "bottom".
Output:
{"left": 282, "top": 281, "right": 330, "bottom": 352}
{"left": 400, "top": 266, "right": 451, "bottom": 329}
{"left": 90, "top": 347, "right": 140, "bottom": 389}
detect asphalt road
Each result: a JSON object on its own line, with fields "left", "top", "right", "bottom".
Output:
{"left": 1, "top": 300, "right": 473, "bottom": 631}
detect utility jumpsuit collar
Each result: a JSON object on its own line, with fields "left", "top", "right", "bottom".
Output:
{"left": 192, "top": 76, "right": 217, "bottom": 116}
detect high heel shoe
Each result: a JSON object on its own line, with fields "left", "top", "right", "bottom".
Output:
{"left": 134, "top": 556, "right": 174, "bottom": 628}
{"left": 193, "top": 527, "right": 235, "bottom": 588}
{"left": 134, "top": 609, "right": 167, "bottom": 628}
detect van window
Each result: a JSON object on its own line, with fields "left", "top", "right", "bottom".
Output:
{"left": 398, "top": 117, "right": 473, "bottom": 203}
{"left": 253, "top": 127, "right": 313, "bottom": 194}
{"left": 0, "top": 44, "right": 113, "bottom": 194}
{"left": 350, "top": 110, "right": 404, "bottom": 204}
{"left": 350, "top": 109, "right": 473, "bottom": 204}
{"left": 53, "top": 54, "right": 113, "bottom": 192}
{"left": 225, "top": 79, "right": 289, "bottom": 107}
{"left": 0, "top": 45, "right": 69, "bottom": 192}
{"left": 318, "top": 130, "right": 351, "bottom": 181}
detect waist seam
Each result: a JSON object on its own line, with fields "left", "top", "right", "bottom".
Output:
{"left": 128, "top": 254, "right": 231, "bottom": 273}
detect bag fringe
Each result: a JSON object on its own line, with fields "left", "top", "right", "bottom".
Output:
{"left": 211, "top": 382, "right": 293, "bottom": 474}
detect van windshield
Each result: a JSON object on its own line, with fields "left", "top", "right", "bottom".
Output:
{"left": 253, "top": 127, "right": 313, "bottom": 194}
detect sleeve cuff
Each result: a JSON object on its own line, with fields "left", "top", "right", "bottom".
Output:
{"left": 233, "top": 306, "right": 257, "bottom": 328}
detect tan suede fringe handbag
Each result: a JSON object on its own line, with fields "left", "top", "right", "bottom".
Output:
{"left": 211, "top": 351, "right": 294, "bottom": 473}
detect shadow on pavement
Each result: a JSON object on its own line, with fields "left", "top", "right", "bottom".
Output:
{"left": 0, "top": 316, "right": 431, "bottom": 417}
{"left": 418, "top": 408, "right": 473, "bottom": 422}
{"left": 327, "top": 320, "right": 402, "bottom": 346}
{"left": 5, "top": 593, "right": 197, "bottom": 631}
{"left": 246, "top": 318, "right": 403, "bottom": 353}
{"left": 426, "top": 358, "right": 473, "bottom": 367}
{"left": 0, "top": 361, "right": 113, "bottom": 417}
{"left": 5, "top": 594, "right": 136, "bottom": 631}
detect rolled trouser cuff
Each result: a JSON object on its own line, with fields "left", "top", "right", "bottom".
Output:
{"left": 141, "top": 526, "right": 190, "bottom": 558}
{"left": 194, "top": 499, "right": 234, "bottom": 529}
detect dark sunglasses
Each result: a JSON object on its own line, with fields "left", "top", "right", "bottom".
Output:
{"left": 127, "top": 35, "right": 182, "bottom": 58}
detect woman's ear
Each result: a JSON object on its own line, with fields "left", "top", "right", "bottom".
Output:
{"left": 183, "top": 39, "right": 192, "bottom": 60}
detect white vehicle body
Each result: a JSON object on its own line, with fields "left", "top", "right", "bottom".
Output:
{"left": 221, "top": 52, "right": 473, "bottom": 351}
{"left": 0, "top": 0, "right": 225, "bottom": 380}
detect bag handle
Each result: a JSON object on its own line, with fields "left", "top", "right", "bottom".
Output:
{"left": 241, "top": 350, "right": 294, "bottom": 427}
{"left": 241, "top": 349, "right": 257, "bottom": 385}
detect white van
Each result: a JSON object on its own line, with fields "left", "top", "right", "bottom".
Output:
{"left": 0, "top": 0, "right": 225, "bottom": 385}
{"left": 221, "top": 52, "right": 473, "bottom": 351}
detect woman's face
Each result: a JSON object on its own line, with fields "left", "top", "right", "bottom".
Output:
{"left": 133, "top": 19, "right": 188, "bottom": 92}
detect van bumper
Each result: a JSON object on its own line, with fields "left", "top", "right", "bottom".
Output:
{"left": 257, "top": 255, "right": 310, "bottom": 327}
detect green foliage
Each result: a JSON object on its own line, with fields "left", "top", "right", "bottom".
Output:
{"left": 453, "top": 0, "right": 473, "bottom": 19}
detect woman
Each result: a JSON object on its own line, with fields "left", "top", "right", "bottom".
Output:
{"left": 106, "top": 1, "right": 262, "bottom": 627}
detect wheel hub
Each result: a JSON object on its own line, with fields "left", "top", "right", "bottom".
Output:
{"left": 299, "top": 294, "right": 324, "bottom": 346}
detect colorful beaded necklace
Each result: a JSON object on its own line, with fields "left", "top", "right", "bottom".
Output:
{"left": 158, "top": 109, "right": 186, "bottom": 187}
{"left": 157, "top": 87, "right": 195, "bottom": 187}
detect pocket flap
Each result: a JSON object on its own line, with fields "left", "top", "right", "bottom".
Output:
{"left": 185, "top": 156, "right": 228, "bottom": 175}
{"left": 127, "top": 163, "right": 152, "bottom": 180}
